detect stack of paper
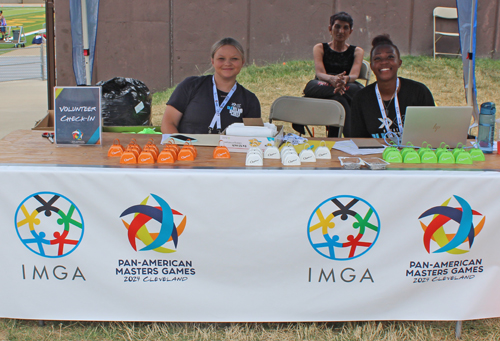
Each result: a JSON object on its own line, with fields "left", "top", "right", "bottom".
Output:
{"left": 332, "top": 140, "right": 385, "bottom": 155}
{"left": 225, "top": 123, "right": 277, "bottom": 137}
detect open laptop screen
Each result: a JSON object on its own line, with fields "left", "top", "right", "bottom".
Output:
{"left": 401, "top": 106, "right": 473, "bottom": 148}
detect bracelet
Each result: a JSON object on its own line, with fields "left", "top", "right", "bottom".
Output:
{"left": 347, "top": 76, "right": 350, "bottom": 83}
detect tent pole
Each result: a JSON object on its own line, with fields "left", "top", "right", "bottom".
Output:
{"left": 45, "top": 0, "right": 56, "bottom": 110}
{"left": 466, "top": 0, "right": 476, "bottom": 107}
{"left": 81, "top": 0, "right": 91, "bottom": 85}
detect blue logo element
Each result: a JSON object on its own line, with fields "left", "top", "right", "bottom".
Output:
{"left": 307, "top": 195, "right": 380, "bottom": 260}
{"left": 15, "top": 192, "right": 84, "bottom": 258}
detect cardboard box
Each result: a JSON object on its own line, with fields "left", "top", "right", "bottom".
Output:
{"left": 219, "top": 125, "right": 284, "bottom": 153}
{"left": 32, "top": 110, "right": 54, "bottom": 131}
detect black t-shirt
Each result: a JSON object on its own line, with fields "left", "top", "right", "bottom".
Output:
{"left": 322, "top": 43, "right": 356, "bottom": 75}
{"left": 350, "top": 77, "right": 435, "bottom": 138}
{"left": 167, "top": 75, "right": 261, "bottom": 134}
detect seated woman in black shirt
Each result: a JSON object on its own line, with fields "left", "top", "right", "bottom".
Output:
{"left": 300, "top": 12, "right": 365, "bottom": 137}
{"left": 350, "top": 34, "right": 435, "bottom": 138}
{"left": 162, "top": 37, "right": 261, "bottom": 134}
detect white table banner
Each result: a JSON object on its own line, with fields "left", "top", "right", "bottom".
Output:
{"left": 0, "top": 166, "right": 499, "bottom": 322}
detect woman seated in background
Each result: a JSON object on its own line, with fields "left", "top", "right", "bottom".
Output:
{"left": 350, "top": 34, "right": 435, "bottom": 138}
{"left": 162, "top": 37, "right": 261, "bottom": 134}
{"left": 299, "top": 11, "right": 364, "bottom": 137}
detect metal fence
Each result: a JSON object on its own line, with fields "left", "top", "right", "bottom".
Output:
{"left": 0, "top": 43, "right": 47, "bottom": 82}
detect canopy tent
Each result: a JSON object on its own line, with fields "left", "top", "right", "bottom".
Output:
{"left": 456, "top": 0, "right": 479, "bottom": 124}
{"left": 69, "top": 0, "right": 100, "bottom": 86}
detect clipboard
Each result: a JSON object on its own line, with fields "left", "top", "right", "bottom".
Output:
{"left": 352, "top": 139, "right": 385, "bottom": 149}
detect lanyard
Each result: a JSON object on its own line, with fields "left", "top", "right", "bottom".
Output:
{"left": 209, "top": 75, "right": 237, "bottom": 133}
{"left": 375, "top": 78, "right": 402, "bottom": 134}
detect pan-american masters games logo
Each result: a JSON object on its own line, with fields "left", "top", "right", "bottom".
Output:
{"left": 15, "top": 192, "right": 84, "bottom": 258}
{"left": 407, "top": 195, "right": 485, "bottom": 284}
{"left": 118, "top": 194, "right": 194, "bottom": 283}
{"left": 418, "top": 195, "right": 485, "bottom": 254}
{"left": 307, "top": 195, "right": 380, "bottom": 260}
{"left": 120, "top": 194, "right": 186, "bottom": 253}
{"left": 72, "top": 129, "right": 83, "bottom": 140}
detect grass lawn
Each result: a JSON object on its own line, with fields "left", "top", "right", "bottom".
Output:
{"left": 151, "top": 56, "right": 500, "bottom": 137}
{"left": 1, "top": 319, "right": 500, "bottom": 340}
{"left": 0, "top": 6, "right": 45, "bottom": 49}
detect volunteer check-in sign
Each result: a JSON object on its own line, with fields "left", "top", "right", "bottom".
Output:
{"left": 1, "top": 166, "right": 500, "bottom": 322}
{"left": 54, "top": 87, "right": 101, "bottom": 145}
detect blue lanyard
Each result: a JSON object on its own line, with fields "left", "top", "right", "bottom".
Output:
{"left": 209, "top": 75, "right": 237, "bottom": 133}
{"left": 375, "top": 78, "right": 402, "bottom": 134}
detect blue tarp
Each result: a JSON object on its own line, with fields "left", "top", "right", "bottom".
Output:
{"left": 456, "top": 0, "right": 478, "bottom": 123}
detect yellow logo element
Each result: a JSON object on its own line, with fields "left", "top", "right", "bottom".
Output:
{"left": 249, "top": 139, "right": 261, "bottom": 147}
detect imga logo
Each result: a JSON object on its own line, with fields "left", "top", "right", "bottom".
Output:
{"left": 419, "top": 195, "right": 485, "bottom": 254}
{"left": 15, "top": 192, "right": 84, "bottom": 258}
{"left": 307, "top": 195, "right": 380, "bottom": 260}
{"left": 120, "top": 194, "right": 186, "bottom": 253}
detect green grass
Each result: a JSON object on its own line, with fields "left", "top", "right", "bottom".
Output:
{"left": 1, "top": 7, "right": 45, "bottom": 33}
{"left": 1, "top": 319, "right": 500, "bottom": 340}
{"left": 0, "top": 7, "right": 45, "bottom": 49}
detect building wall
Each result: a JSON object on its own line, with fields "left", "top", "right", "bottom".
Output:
{"left": 54, "top": 0, "right": 500, "bottom": 92}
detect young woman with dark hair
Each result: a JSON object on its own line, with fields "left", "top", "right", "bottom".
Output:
{"left": 350, "top": 34, "right": 435, "bottom": 138}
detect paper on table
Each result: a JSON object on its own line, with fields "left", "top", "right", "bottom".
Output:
{"left": 161, "top": 134, "right": 171, "bottom": 144}
{"left": 332, "top": 140, "right": 385, "bottom": 155}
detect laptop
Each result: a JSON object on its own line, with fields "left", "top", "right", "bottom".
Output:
{"left": 401, "top": 106, "right": 473, "bottom": 148}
